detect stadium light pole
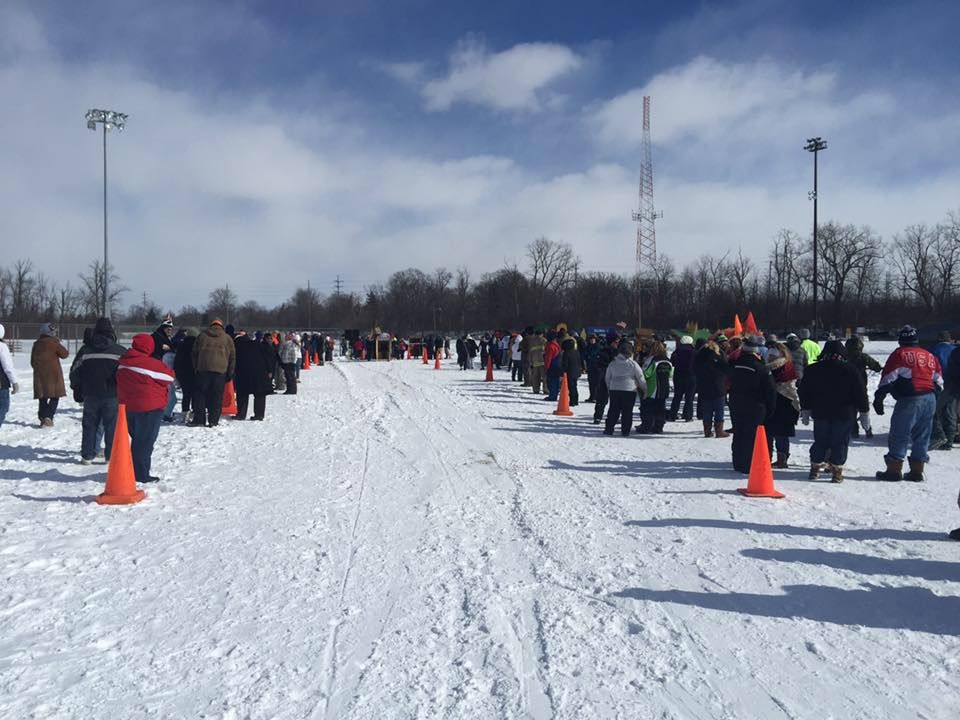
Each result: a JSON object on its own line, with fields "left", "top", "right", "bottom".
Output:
{"left": 85, "top": 109, "right": 128, "bottom": 319}
{"left": 805, "top": 136, "right": 827, "bottom": 334}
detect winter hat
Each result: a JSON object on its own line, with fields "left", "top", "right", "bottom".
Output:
{"left": 716, "top": 334, "right": 728, "bottom": 343}
{"left": 618, "top": 340, "right": 634, "bottom": 355}
{"left": 131, "top": 333, "right": 155, "bottom": 354}
{"left": 898, "top": 325, "right": 919, "bottom": 346}
{"left": 742, "top": 336, "right": 763, "bottom": 354}
{"left": 94, "top": 317, "right": 115, "bottom": 338}
{"left": 160, "top": 318, "right": 174, "bottom": 329}
{"left": 765, "top": 333, "right": 779, "bottom": 345}
{"left": 845, "top": 335, "right": 863, "bottom": 353}
{"left": 225, "top": 324, "right": 235, "bottom": 336}
{"left": 186, "top": 328, "right": 199, "bottom": 338}
{"left": 546, "top": 330, "right": 557, "bottom": 341}
{"left": 39, "top": 323, "right": 56, "bottom": 337}
{"left": 822, "top": 340, "right": 846, "bottom": 358}
{"left": 210, "top": 318, "right": 224, "bottom": 328}
{"left": 0, "top": 323, "right": 4, "bottom": 340}
{"left": 254, "top": 331, "right": 263, "bottom": 341}
{"left": 680, "top": 335, "right": 693, "bottom": 345}
{"left": 799, "top": 329, "right": 811, "bottom": 340}
{"left": 605, "top": 330, "right": 619, "bottom": 343}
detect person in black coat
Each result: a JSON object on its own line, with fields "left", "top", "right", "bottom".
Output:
{"left": 560, "top": 337, "right": 581, "bottom": 406}
{"left": 798, "top": 340, "right": 868, "bottom": 483}
{"left": 151, "top": 319, "right": 175, "bottom": 360}
{"left": 592, "top": 334, "right": 619, "bottom": 424}
{"left": 258, "top": 334, "right": 278, "bottom": 395}
{"left": 669, "top": 336, "right": 697, "bottom": 421}
{"left": 728, "top": 337, "right": 777, "bottom": 473}
{"left": 233, "top": 332, "right": 271, "bottom": 420}
{"left": 173, "top": 330, "right": 197, "bottom": 417}
{"left": 693, "top": 341, "right": 729, "bottom": 438}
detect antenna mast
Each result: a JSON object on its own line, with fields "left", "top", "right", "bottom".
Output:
{"left": 632, "top": 95, "right": 661, "bottom": 329}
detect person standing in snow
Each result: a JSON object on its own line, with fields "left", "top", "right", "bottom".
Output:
{"left": 543, "top": 330, "right": 562, "bottom": 401}
{"left": 511, "top": 332, "right": 524, "bottom": 382}
{"left": 638, "top": 341, "right": 672, "bottom": 434}
{"left": 69, "top": 318, "right": 125, "bottom": 463}
{"left": 150, "top": 318, "right": 175, "bottom": 360}
{"left": 592, "top": 333, "right": 620, "bottom": 425}
{"left": 31, "top": 323, "right": 69, "bottom": 428}
{"left": 873, "top": 325, "right": 942, "bottom": 482}
{"left": 174, "top": 328, "right": 198, "bottom": 421}
{"left": 582, "top": 334, "right": 600, "bottom": 402}
{"left": 728, "top": 337, "right": 777, "bottom": 474}
{"left": 693, "top": 340, "right": 728, "bottom": 438}
{"left": 560, "top": 336, "right": 581, "bottom": 406}
{"left": 116, "top": 334, "right": 174, "bottom": 484}
{"left": 668, "top": 335, "right": 697, "bottom": 422}
{"left": 930, "top": 343, "right": 960, "bottom": 451}
{"left": 527, "top": 330, "right": 546, "bottom": 395}
{"left": 278, "top": 333, "right": 300, "bottom": 394}
{"left": 603, "top": 340, "right": 646, "bottom": 436}
{"left": 0, "top": 324, "right": 19, "bottom": 429}
{"left": 798, "top": 340, "right": 868, "bottom": 483}
{"left": 765, "top": 338, "right": 800, "bottom": 468}
{"left": 844, "top": 335, "right": 882, "bottom": 439}
{"left": 190, "top": 318, "right": 236, "bottom": 427}
{"left": 233, "top": 330, "right": 271, "bottom": 420}
{"left": 784, "top": 333, "right": 808, "bottom": 382}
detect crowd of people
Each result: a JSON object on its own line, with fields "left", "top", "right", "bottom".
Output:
{"left": 0, "top": 319, "right": 335, "bottom": 487}
{"left": 0, "top": 318, "right": 957, "bottom": 539}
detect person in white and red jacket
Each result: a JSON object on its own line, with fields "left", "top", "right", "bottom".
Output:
{"left": 116, "top": 334, "right": 174, "bottom": 484}
{"left": 873, "top": 325, "right": 943, "bottom": 482}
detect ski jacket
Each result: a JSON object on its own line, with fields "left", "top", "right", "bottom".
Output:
{"left": 544, "top": 340, "right": 561, "bottom": 374}
{"left": 798, "top": 358, "right": 868, "bottom": 420}
{"left": 944, "top": 346, "right": 960, "bottom": 394}
{"left": 786, "top": 339, "right": 808, "bottom": 381}
{"left": 116, "top": 335, "right": 174, "bottom": 413}
{"left": 876, "top": 346, "right": 943, "bottom": 400}
{"left": 69, "top": 331, "right": 125, "bottom": 400}
{"left": 279, "top": 340, "right": 300, "bottom": 365}
{"left": 604, "top": 354, "right": 647, "bottom": 395}
{"left": 642, "top": 356, "right": 673, "bottom": 400}
{"left": 932, "top": 341, "right": 955, "bottom": 371}
{"left": 561, "top": 339, "right": 581, "bottom": 379}
{"left": 511, "top": 335, "right": 523, "bottom": 361}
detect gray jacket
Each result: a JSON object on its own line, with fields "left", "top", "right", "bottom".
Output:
{"left": 605, "top": 355, "right": 647, "bottom": 395}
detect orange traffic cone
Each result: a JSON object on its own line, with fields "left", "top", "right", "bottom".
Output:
{"left": 553, "top": 375, "right": 574, "bottom": 416}
{"left": 302, "top": 351, "right": 311, "bottom": 370}
{"left": 485, "top": 354, "right": 494, "bottom": 382}
{"left": 737, "top": 426, "right": 785, "bottom": 498}
{"left": 733, "top": 314, "right": 744, "bottom": 337}
{"left": 422, "top": 347, "right": 429, "bottom": 365}
{"left": 745, "top": 311, "right": 760, "bottom": 336}
{"left": 434, "top": 352, "right": 441, "bottom": 370}
{"left": 96, "top": 405, "right": 146, "bottom": 505}
{"left": 222, "top": 380, "right": 238, "bottom": 417}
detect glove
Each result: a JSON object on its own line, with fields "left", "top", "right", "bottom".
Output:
{"left": 873, "top": 396, "right": 885, "bottom": 416}
{"left": 800, "top": 410, "right": 810, "bottom": 426}
{"left": 11, "top": 383, "right": 18, "bottom": 395}
{"left": 858, "top": 411, "right": 870, "bottom": 433}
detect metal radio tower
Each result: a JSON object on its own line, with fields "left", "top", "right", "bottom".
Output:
{"left": 632, "top": 95, "right": 661, "bottom": 329}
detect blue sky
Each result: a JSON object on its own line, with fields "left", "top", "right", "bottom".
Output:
{"left": 3, "top": 0, "right": 959, "bottom": 311}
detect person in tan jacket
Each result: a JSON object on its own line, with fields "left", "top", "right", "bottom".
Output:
{"left": 31, "top": 323, "right": 69, "bottom": 427}
{"left": 189, "top": 318, "right": 236, "bottom": 427}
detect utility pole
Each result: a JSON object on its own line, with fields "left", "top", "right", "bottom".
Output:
{"left": 142, "top": 291, "right": 148, "bottom": 328}
{"left": 334, "top": 275, "right": 343, "bottom": 298}
{"left": 805, "top": 137, "right": 827, "bottom": 334}
{"left": 307, "top": 279, "right": 312, "bottom": 329}
{"left": 632, "top": 96, "right": 662, "bottom": 331}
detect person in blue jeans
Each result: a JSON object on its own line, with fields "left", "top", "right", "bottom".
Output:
{"left": 0, "top": 324, "right": 20, "bottom": 427}
{"left": 874, "top": 325, "right": 943, "bottom": 482}
{"left": 70, "top": 318, "right": 125, "bottom": 464}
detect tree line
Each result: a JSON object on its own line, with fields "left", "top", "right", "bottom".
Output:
{"left": 2, "top": 209, "right": 957, "bottom": 334}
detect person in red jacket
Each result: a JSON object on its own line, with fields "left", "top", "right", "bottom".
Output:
{"left": 543, "top": 330, "right": 562, "bottom": 401}
{"left": 116, "top": 334, "right": 174, "bottom": 484}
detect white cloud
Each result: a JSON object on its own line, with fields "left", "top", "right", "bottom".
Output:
{"left": 422, "top": 40, "right": 583, "bottom": 112}
{"left": 590, "top": 56, "right": 895, "bottom": 149}
{"left": 377, "top": 61, "right": 425, "bottom": 84}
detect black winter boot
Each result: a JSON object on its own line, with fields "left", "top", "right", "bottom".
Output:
{"left": 904, "top": 458, "right": 925, "bottom": 482}
{"left": 876, "top": 456, "right": 904, "bottom": 482}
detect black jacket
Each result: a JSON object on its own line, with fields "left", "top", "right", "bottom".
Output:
{"left": 728, "top": 352, "right": 777, "bottom": 424}
{"left": 561, "top": 338, "right": 581, "bottom": 379}
{"left": 594, "top": 345, "right": 618, "bottom": 385}
{"left": 944, "top": 346, "right": 960, "bottom": 394}
{"left": 798, "top": 357, "right": 868, "bottom": 420}
{"left": 151, "top": 326, "right": 174, "bottom": 360}
{"left": 174, "top": 336, "right": 196, "bottom": 387}
{"left": 69, "top": 332, "right": 125, "bottom": 400}
{"left": 693, "top": 347, "right": 728, "bottom": 400}
{"left": 234, "top": 335, "right": 272, "bottom": 396}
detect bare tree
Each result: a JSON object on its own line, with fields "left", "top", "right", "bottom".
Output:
{"left": 77, "top": 260, "right": 126, "bottom": 318}
{"left": 527, "top": 237, "right": 579, "bottom": 314}
{"left": 728, "top": 247, "right": 754, "bottom": 309}
{"left": 207, "top": 285, "right": 239, "bottom": 324}
{"left": 812, "top": 222, "right": 882, "bottom": 326}
{"left": 454, "top": 266, "right": 470, "bottom": 332}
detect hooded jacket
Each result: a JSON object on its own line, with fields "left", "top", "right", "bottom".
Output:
{"left": 31, "top": 333, "right": 69, "bottom": 399}
{"left": 799, "top": 354, "right": 868, "bottom": 421}
{"left": 192, "top": 324, "right": 236, "bottom": 376}
{"left": 693, "top": 346, "right": 728, "bottom": 400}
{"left": 117, "top": 335, "right": 175, "bottom": 413}
{"left": 560, "top": 337, "right": 581, "bottom": 379}
{"left": 729, "top": 351, "right": 777, "bottom": 423}
{"left": 69, "top": 321, "right": 125, "bottom": 400}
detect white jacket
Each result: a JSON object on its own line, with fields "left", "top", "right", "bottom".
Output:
{"left": 604, "top": 354, "right": 647, "bottom": 395}
{"left": 0, "top": 342, "right": 17, "bottom": 387}
{"left": 511, "top": 335, "right": 523, "bottom": 361}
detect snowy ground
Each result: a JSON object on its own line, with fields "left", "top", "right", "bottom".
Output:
{"left": 1, "top": 343, "right": 959, "bottom": 719}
